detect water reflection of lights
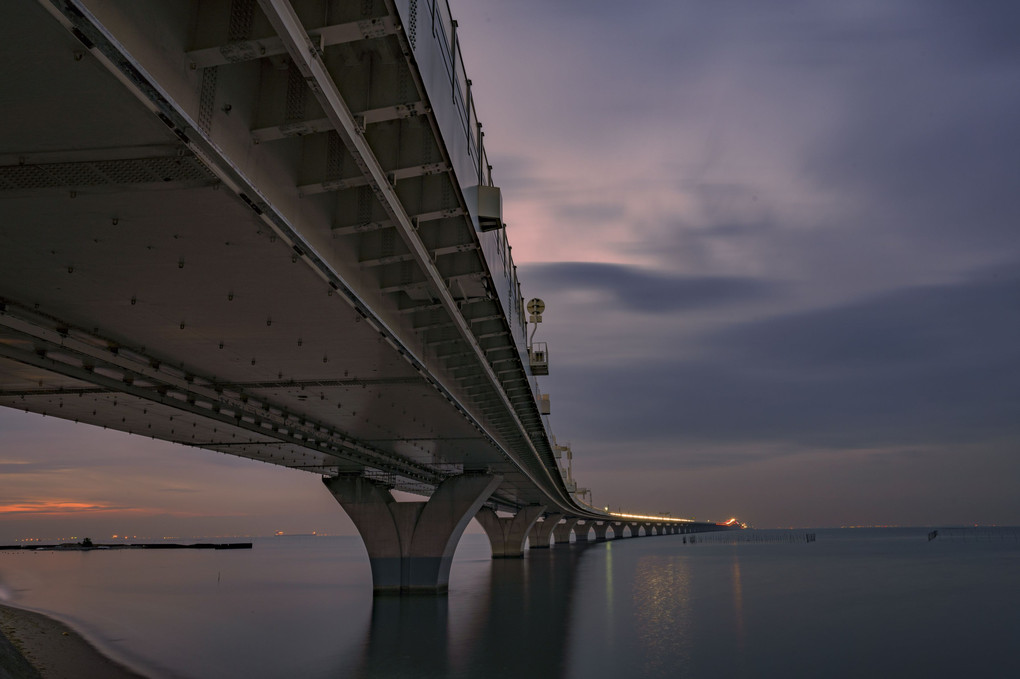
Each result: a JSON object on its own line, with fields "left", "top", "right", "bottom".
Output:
{"left": 633, "top": 556, "right": 692, "bottom": 673}
{"left": 732, "top": 555, "right": 745, "bottom": 649}
{"left": 605, "top": 542, "right": 614, "bottom": 639}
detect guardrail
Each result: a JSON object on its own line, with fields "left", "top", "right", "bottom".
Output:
{"left": 399, "top": 0, "right": 528, "bottom": 353}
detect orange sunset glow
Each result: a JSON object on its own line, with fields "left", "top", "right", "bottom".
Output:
{"left": 0, "top": 500, "right": 203, "bottom": 518}
{"left": 0, "top": 500, "right": 126, "bottom": 516}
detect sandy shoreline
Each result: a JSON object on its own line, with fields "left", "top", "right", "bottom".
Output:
{"left": 0, "top": 603, "right": 147, "bottom": 679}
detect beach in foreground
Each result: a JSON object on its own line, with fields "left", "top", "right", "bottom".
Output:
{"left": 0, "top": 603, "right": 145, "bottom": 679}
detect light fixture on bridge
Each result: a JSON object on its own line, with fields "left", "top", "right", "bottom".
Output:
{"left": 526, "top": 298, "right": 548, "bottom": 376}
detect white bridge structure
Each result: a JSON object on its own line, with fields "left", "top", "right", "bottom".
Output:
{"left": 0, "top": 0, "right": 737, "bottom": 593}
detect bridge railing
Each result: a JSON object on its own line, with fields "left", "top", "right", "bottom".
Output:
{"left": 396, "top": 0, "right": 575, "bottom": 496}
{"left": 400, "top": 0, "right": 529, "bottom": 356}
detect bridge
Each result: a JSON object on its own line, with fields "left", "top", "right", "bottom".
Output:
{"left": 0, "top": 0, "right": 739, "bottom": 593}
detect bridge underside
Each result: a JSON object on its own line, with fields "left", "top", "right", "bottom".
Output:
{"left": 0, "top": 0, "right": 570, "bottom": 513}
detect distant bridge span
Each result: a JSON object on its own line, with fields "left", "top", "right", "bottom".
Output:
{"left": 0, "top": 0, "right": 737, "bottom": 592}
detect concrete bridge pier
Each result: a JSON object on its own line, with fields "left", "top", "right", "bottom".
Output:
{"left": 591, "top": 522, "right": 610, "bottom": 542}
{"left": 476, "top": 505, "right": 546, "bottom": 558}
{"left": 572, "top": 523, "right": 590, "bottom": 542}
{"left": 323, "top": 474, "right": 502, "bottom": 594}
{"left": 553, "top": 519, "right": 580, "bottom": 544}
{"left": 528, "top": 514, "right": 565, "bottom": 549}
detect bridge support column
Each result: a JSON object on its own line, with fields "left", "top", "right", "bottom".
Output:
{"left": 528, "top": 513, "right": 564, "bottom": 549}
{"left": 476, "top": 505, "right": 546, "bottom": 558}
{"left": 592, "top": 522, "right": 609, "bottom": 542}
{"left": 553, "top": 518, "right": 580, "bottom": 544}
{"left": 323, "top": 473, "right": 502, "bottom": 594}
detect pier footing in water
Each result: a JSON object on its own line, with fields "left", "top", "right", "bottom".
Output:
{"left": 324, "top": 473, "right": 502, "bottom": 594}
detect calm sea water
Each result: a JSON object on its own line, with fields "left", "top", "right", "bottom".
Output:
{"left": 1, "top": 528, "right": 1017, "bottom": 678}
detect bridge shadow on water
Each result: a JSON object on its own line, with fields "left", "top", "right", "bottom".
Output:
{"left": 352, "top": 542, "right": 592, "bottom": 679}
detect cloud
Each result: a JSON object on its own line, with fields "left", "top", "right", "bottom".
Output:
{"left": 524, "top": 262, "right": 781, "bottom": 313}
{"left": 542, "top": 263, "right": 1020, "bottom": 459}
{"left": 707, "top": 265, "right": 1020, "bottom": 376}
{"left": 0, "top": 461, "right": 68, "bottom": 474}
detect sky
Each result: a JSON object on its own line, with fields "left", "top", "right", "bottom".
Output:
{"left": 2, "top": 1, "right": 1019, "bottom": 540}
